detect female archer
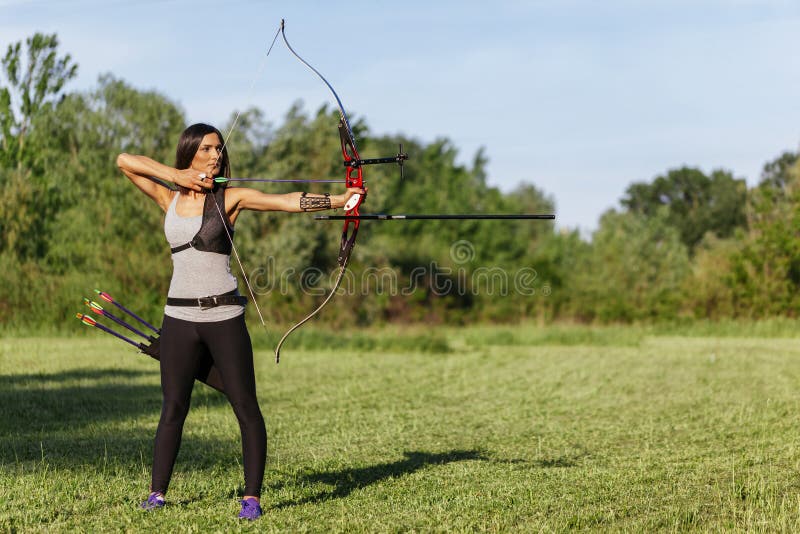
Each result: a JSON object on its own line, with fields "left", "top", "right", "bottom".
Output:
{"left": 117, "top": 122, "right": 364, "bottom": 520}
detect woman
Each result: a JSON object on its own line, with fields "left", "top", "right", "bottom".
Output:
{"left": 117, "top": 123, "right": 364, "bottom": 520}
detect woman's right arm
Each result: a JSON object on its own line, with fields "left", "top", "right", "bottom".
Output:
{"left": 116, "top": 153, "right": 208, "bottom": 212}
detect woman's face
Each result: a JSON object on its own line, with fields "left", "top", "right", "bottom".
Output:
{"left": 191, "top": 132, "right": 223, "bottom": 181}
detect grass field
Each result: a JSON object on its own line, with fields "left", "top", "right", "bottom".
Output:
{"left": 2, "top": 324, "right": 800, "bottom": 532}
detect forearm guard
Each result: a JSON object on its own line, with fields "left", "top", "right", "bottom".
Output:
{"left": 300, "top": 192, "right": 332, "bottom": 211}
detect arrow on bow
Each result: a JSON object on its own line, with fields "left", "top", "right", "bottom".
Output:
{"left": 315, "top": 214, "right": 556, "bottom": 220}
{"left": 213, "top": 177, "right": 346, "bottom": 184}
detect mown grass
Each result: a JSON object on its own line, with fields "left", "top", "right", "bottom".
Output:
{"left": 2, "top": 324, "right": 800, "bottom": 531}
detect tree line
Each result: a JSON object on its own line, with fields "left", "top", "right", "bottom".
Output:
{"left": 1, "top": 34, "right": 798, "bottom": 331}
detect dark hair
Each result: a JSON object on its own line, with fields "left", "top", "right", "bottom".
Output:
{"left": 175, "top": 123, "right": 231, "bottom": 191}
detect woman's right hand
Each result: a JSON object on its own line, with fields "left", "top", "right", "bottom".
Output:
{"left": 174, "top": 169, "right": 212, "bottom": 192}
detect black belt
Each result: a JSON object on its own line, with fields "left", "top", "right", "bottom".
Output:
{"left": 166, "top": 289, "right": 247, "bottom": 308}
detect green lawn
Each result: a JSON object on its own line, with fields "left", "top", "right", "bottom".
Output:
{"left": 2, "top": 326, "right": 800, "bottom": 532}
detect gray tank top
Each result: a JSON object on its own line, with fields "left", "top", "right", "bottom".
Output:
{"left": 163, "top": 193, "right": 244, "bottom": 322}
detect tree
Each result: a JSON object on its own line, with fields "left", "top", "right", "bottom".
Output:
{"left": 758, "top": 150, "right": 798, "bottom": 196}
{"left": 726, "top": 158, "right": 800, "bottom": 317}
{"left": 682, "top": 234, "right": 741, "bottom": 319}
{"left": 621, "top": 166, "right": 747, "bottom": 252}
{"left": 528, "top": 228, "right": 591, "bottom": 320}
{"left": 575, "top": 209, "right": 690, "bottom": 322}
{"left": 0, "top": 34, "right": 78, "bottom": 262}
{"left": 0, "top": 33, "right": 77, "bottom": 168}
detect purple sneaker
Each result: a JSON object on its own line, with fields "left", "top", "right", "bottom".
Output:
{"left": 238, "top": 497, "right": 262, "bottom": 520}
{"left": 141, "top": 492, "right": 165, "bottom": 510}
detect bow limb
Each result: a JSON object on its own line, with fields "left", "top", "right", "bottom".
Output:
{"left": 279, "top": 20, "right": 358, "bottom": 150}
{"left": 274, "top": 263, "right": 348, "bottom": 363}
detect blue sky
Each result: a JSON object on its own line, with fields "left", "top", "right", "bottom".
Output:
{"left": 3, "top": 0, "right": 799, "bottom": 232}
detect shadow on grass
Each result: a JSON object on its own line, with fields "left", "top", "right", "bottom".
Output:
{"left": 272, "top": 450, "right": 488, "bottom": 508}
{"left": 0, "top": 367, "right": 156, "bottom": 384}
{"left": 0, "top": 367, "right": 228, "bottom": 465}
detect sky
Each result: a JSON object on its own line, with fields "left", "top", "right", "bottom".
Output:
{"left": 2, "top": 0, "right": 799, "bottom": 233}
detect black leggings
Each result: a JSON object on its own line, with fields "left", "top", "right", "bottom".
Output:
{"left": 151, "top": 314, "right": 266, "bottom": 497}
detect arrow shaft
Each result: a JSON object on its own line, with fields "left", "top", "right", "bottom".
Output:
{"left": 314, "top": 214, "right": 556, "bottom": 220}
{"left": 109, "top": 300, "right": 160, "bottom": 333}
{"left": 217, "top": 178, "right": 346, "bottom": 184}
{"left": 82, "top": 317, "right": 144, "bottom": 349}
{"left": 100, "top": 308, "right": 152, "bottom": 340}
{"left": 101, "top": 298, "right": 161, "bottom": 337}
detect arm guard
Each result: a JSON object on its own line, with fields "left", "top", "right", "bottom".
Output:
{"left": 300, "top": 192, "right": 332, "bottom": 211}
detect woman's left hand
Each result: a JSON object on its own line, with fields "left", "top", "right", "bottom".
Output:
{"left": 342, "top": 186, "right": 367, "bottom": 208}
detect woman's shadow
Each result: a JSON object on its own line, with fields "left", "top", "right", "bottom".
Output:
{"left": 271, "top": 449, "right": 487, "bottom": 508}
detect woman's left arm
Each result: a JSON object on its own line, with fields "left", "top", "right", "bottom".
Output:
{"left": 225, "top": 187, "right": 365, "bottom": 224}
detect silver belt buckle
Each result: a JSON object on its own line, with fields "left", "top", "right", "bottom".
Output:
{"left": 198, "top": 296, "right": 217, "bottom": 310}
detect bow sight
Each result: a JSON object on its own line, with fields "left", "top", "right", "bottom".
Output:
{"left": 344, "top": 143, "right": 408, "bottom": 178}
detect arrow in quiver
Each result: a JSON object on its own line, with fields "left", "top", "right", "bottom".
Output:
{"left": 76, "top": 291, "right": 225, "bottom": 394}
